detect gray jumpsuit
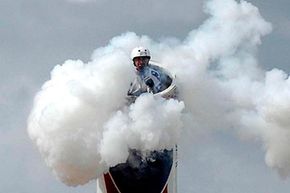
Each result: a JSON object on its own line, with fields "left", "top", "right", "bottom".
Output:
{"left": 127, "top": 64, "right": 172, "bottom": 97}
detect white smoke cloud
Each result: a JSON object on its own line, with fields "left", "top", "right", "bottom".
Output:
{"left": 27, "top": 39, "right": 184, "bottom": 185}
{"left": 27, "top": 52, "right": 135, "bottom": 185}
{"left": 100, "top": 94, "right": 184, "bottom": 166}
{"left": 236, "top": 69, "right": 290, "bottom": 178}
{"left": 28, "top": 0, "right": 290, "bottom": 188}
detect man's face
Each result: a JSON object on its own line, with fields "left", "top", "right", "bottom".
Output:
{"left": 133, "top": 57, "right": 150, "bottom": 71}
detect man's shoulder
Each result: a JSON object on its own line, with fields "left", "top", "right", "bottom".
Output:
{"left": 148, "top": 63, "right": 164, "bottom": 72}
{"left": 148, "top": 63, "right": 160, "bottom": 68}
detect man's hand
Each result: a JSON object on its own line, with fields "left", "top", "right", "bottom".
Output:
{"left": 126, "top": 95, "right": 137, "bottom": 105}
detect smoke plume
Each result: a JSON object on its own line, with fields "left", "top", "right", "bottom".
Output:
{"left": 28, "top": 0, "right": 290, "bottom": 187}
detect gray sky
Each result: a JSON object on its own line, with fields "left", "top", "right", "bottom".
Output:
{"left": 1, "top": 0, "right": 290, "bottom": 192}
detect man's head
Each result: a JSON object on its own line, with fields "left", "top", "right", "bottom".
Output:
{"left": 131, "top": 47, "right": 151, "bottom": 71}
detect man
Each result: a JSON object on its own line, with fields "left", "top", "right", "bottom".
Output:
{"left": 127, "top": 47, "right": 172, "bottom": 98}
{"left": 96, "top": 47, "right": 177, "bottom": 193}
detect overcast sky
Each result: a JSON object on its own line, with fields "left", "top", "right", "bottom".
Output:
{"left": 1, "top": 0, "right": 290, "bottom": 193}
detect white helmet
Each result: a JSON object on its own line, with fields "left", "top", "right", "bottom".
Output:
{"left": 130, "top": 47, "right": 151, "bottom": 60}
